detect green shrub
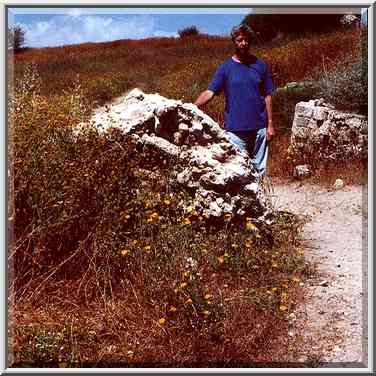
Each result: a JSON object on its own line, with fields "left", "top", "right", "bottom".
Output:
{"left": 272, "top": 84, "right": 320, "bottom": 133}
{"left": 178, "top": 26, "right": 200, "bottom": 39}
{"left": 309, "top": 51, "right": 367, "bottom": 115}
{"left": 10, "top": 61, "right": 315, "bottom": 366}
{"left": 8, "top": 24, "right": 26, "bottom": 51}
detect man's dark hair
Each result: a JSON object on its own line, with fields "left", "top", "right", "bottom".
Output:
{"left": 230, "top": 23, "right": 254, "bottom": 42}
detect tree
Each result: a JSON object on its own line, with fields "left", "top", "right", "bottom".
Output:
{"left": 178, "top": 26, "right": 200, "bottom": 38}
{"left": 8, "top": 25, "right": 26, "bottom": 51}
{"left": 242, "top": 13, "right": 345, "bottom": 43}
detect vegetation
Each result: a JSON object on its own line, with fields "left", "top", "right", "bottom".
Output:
{"left": 8, "top": 24, "right": 26, "bottom": 51}
{"left": 242, "top": 13, "right": 354, "bottom": 43}
{"left": 8, "top": 27, "right": 366, "bottom": 366}
{"left": 308, "top": 28, "right": 367, "bottom": 115}
{"left": 178, "top": 26, "right": 200, "bottom": 38}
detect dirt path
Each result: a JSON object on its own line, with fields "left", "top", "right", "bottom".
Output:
{"left": 270, "top": 180, "right": 367, "bottom": 366}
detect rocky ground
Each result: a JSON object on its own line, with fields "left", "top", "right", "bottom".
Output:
{"left": 269, "top": 179, "right": 368, "bottom": 367}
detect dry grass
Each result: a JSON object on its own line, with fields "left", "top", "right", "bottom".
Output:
{"left": 8, "top": 27, "right": 365, "bottom": 367}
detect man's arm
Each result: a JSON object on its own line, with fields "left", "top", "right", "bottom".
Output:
{"left": 265, "top": 94, "right": 275, "bottom": 141}
{"left": 194, "top": 90, "right": 215, "bottom": 108}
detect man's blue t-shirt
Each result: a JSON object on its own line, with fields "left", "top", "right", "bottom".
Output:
{"left": 208, "top": 56, "right": 275, "bottom": 132}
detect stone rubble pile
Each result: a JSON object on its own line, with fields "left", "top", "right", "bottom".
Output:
{"left": 76, "top": 89, "right": 272, "bottom": 221}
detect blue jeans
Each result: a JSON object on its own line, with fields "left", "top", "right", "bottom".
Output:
{"left": 226, "top": 128, "right": 268, "bottom": 176}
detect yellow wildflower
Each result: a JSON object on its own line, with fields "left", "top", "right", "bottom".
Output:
{"left": 281, "top": 281, "right": 289, "bottom": 289}
{"left": 281, "top": 292, "right": 289, "bottom": 302}
{"left": 182, "top": 218, "right": 191, "bottom": 225}
{"left": 120, "top": 249, "right": 130, "bottom": 257}
{"left": 244, "top": 238, "right": 252, "bottom": 248}
{"left": 120, "top": 212, "right": 130, "bottom": 221}
{"left": 272, "top": 287, "right": 278, "bottom": 292}
{"left": 217, "top": 256, "right": 225, "bottom": 264}
{"left": 202, "top": 310, "right": 211, "bottom": 316}
{"left": 179, "top": 282, "right": 188, "bottom": 289}
{"left": 158, "top": 317, "right": 166, "bottom": 325}
{"left": 164, "top": 199, "right": 171, "bottom": 206}
{"left": 246, "top": 222, "right": 257, "bottom": 232}
{"left": 146, "top": 212, "right": 159, "bottom": 223}
{"left": 224, "top": 251, "right": 229, "bottom": 257}
{"left": 168, "top": 306, "right": 177, "bottom": 313}
{"left": 144, "top": 245, "right": 152, "bottom": 253}
{"left": 202, "top": 210, "right": 210, "bottom": 218}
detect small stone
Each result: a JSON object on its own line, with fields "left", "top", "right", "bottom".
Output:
{"left": 173, "top": 131, "right": 184, "bottom": 146}
{"left": 190, "top": 121, "right": 203, "bottom": 134}
{"left": 333, "top": 179, "right": 344, "bottom": 189}
{"left": 293, "top": 164, "right": 311, "bottom": 179}
{"left": 178, "top": 122, "right": 189, "bottom": 133}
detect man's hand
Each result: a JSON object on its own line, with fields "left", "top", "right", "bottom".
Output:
{"left": 194, "top": 90, "right": 214, "bottom": 108}
{"left": 267, "top": 122, "right": 275, "bottom": 141}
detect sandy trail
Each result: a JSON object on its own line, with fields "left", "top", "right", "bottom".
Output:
{"left": 270, "top": 180, "right": 367, "bottom": 366}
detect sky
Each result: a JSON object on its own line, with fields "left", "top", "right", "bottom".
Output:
{"left": 8, "top": 8, "right": 251, "bottom": 48}
{"left": 8, "top": 7, "right": 368, "bottom": 48}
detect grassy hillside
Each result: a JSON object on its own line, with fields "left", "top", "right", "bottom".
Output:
{"left": 11, "top": 29, "right": 362, "bottom": 116}
{"left": 10, "top": 27, "right": 366, "bottom": 180}
{"left": 8, "top": 28, "right": 365, "bottom": 367}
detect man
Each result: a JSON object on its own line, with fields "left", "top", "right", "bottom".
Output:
{"left": 194, "top": 23, "right": 275, "bottom": 178}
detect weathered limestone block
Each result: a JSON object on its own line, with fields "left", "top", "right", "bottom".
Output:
{"left": 290, "top": 99, "right": 367, "bottom": 160}
{"left": 77, "top": 89, "right": 272, "bottom": 221}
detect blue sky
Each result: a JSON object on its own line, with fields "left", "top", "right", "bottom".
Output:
{"left": 8, "top": 8, "right": 251, "bottom": 48}
{"left": 8, "top": 7, "right": 367, "bottom": 48}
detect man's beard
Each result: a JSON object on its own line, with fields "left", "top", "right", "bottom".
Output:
{"left": 236, "top": 47, "right": 250, "bottom": 59}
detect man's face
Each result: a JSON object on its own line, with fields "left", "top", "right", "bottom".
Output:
{"left": 233, "top": 32, "right": 250, "bottom": 55}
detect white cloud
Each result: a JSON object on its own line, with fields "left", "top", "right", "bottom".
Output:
{"left": 153, "top": 30, "right": 178, "bottom": 38}
{"left": 21, "top": 14, "right": 165, "bottom": 47}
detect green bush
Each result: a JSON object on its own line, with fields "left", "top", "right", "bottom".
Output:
{"left": 178, "top": 26, "right": 200, "bottom": 39}
{"left": 272, "top": 84, "right": 320, "bottom": 133}
{"left": 8, "top": 24, "right": 26, "bottom": 51}
{"left": 309, "top": 51, "right": 367, "bottom": 115}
